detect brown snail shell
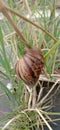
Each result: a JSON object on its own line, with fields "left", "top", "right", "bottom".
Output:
{"left": 15, "top": 48, "right": 44, "bottom": 87}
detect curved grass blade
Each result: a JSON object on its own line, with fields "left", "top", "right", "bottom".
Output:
{"left": 0, "top": 81, "right": 18, "bottom": 106}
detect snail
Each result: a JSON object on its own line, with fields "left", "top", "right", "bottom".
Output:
{"left": 15, "top": 47, "right": 44, "bottom": 88}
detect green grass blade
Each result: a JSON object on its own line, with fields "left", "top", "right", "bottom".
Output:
{"left": 0, "top": 81, "right": 17, "bottom": 106}
{"left": 0, "top": 28, "right": 11, "bottom": 75}
{"left": 44, "top": 40, "right": 60, "bottom": 60}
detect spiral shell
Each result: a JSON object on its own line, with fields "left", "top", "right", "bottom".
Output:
{"left": 15, "top": 48, "right": 44, "bottom": 87}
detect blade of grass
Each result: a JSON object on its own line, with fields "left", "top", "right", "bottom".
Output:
{"left": 0, "top": 81, "right": 17, "bottom": 106}
{"left": 6, "top": 7, "right": 57, "bottom": 42}
{"left": 0, "top": 0, "right": 57, "bottom": 42}
{"left": 0, "top": 28, "right": 11, "bottom": 75}
{"left": 0, "top": 0, "right": 31, "bottom": 49}
{"left": 36, "top": 108, "right": 53, "bottom": 130}
{"left": 0, "top": 71, "right": 9, "bottom": 80}
{"left": 44, "top": 40, "right": 60, "bottom": 60}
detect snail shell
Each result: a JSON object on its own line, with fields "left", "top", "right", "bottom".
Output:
{"left": 15, "top": 48, "right": 44, "bottom": 87}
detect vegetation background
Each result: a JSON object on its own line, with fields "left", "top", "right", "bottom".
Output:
{"left": 0, "top": 0, "right": 60, "bottom": 130}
